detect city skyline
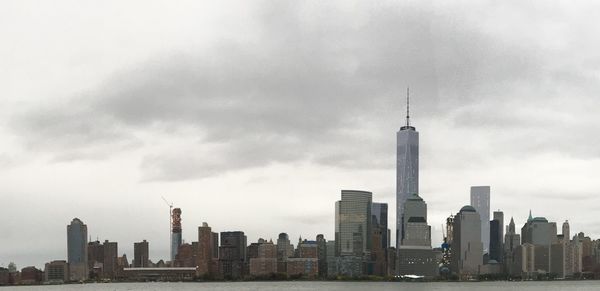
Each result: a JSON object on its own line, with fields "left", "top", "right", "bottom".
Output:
{"left": 2, "top": 0, "right": 600, "bottom": 270}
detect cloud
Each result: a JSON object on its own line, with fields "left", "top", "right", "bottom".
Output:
{"left": 9, "top": 1, "right": 600, "bottom": 181}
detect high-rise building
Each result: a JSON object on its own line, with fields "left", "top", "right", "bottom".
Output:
{"left": 335, "top": 190, "right": 372, "bottom": 257}
{"left": 133, "top": 240, "right": 149, "bottom": 268}
{"left": 397, "top": 194, "right": 437, "bottom": 277}
{"left": 504, "top": 217, "right": 521, "bottom": 276}
{"left": 87, "top": 240, "right": 103, "bottom": 273}
{"left": 489, "top": 211, "right": 504, "bottom": 262}
{"left": 219, "top": 231, "right": 247, "bottom": 279}
{"left": 316, "top": 234, "right": 327, "bottom": 278}
{"left": 276, "top": 233, "right": 295, "bottom": 273}
{"left": 198, "top": 222, "right": 216, "bottom": 276}
{"left": 67, "top": 218, "right": 88, "bottom": 281}
{"left": 396, "top": 90, "right": 419, "bottom": 249}
{"left": 171, "top": 208, "right": 182, "bottom": 262}
{"left": 521, "top": 216, "right": 558, "bottom": 246}
{"left": 451, "top": 206, "right": 483, "bottom": 277}
{"left": 470, "top": 186, "right": 490, "bottom": 254}
{"left": 519, "top": 213, "right": 558, "bottom": 274}
{"left": 371, "top": 203, "right": 389, "bottom": 249}
{"left": 562, "top": 220, "right": 570, "bottom": 241}
{"left": 102, "top": 240, "right": 118, "bottom": 279}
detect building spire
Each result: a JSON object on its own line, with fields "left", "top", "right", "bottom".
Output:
{"left": 528, "top": 210, "right": 533, "bottom": 222}
{"left": 406, "top": 87, "right": 410, "bottom": 127}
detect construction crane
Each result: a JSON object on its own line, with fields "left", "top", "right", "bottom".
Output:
{"left": 161, "top": 196, "right": 173, "bottom": 261}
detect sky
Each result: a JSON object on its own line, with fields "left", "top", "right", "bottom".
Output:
{"left": 1, "top": 0, "right": 600, "bottom": 269}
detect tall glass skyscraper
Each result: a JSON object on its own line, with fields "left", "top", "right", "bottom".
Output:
{"left": 67, "top": 218, "right": 88, "bottom": 280}
{"left": 396, "top": 90, "right": 419, "bottom": 248}
{"left": 335, "top": 190, "right": 372, "bottom": 257}
{"left": 470, "top": 186, "right": 490, "bottom": 253}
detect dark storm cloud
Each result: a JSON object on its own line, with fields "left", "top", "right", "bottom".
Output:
{"left": 11, "top": 1, "right": 595, "bottom": 180}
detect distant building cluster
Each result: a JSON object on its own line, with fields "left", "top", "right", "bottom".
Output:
{"left": 2, "top": 95, "right": 600, "bottom": 285}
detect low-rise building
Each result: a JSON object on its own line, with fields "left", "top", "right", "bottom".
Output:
{"left": 44, "top": 260, "right": 69, "bottom": 284}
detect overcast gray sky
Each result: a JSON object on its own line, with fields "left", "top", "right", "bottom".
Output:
{"left": 2, "top": 0, "right": 600, "bottom": 268}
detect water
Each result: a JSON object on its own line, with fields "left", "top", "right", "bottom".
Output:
{"left": 3, "top": 281, "right": 600, "bottom": 290}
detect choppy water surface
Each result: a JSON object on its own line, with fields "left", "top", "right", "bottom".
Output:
{"left": 4, "top": 281, "right": 600, "bottom": 290}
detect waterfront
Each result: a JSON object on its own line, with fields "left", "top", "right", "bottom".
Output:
{"left": 3, "top": 281, "right": 600, "bottom": 291}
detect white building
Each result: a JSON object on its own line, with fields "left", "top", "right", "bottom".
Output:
{"left": 470, "top": 186, "right": 490, "bottom": 254}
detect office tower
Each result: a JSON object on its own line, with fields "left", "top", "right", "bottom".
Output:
{"left": 396, "top": 90, "right": 419, "bottom": 249}
{"left": 562, "top": 221, "right": 570, "bottom": 241}
{"left": 576, "top": 232, "right": 594, "bottom": 272}
{"left": 325, "top": 240, "right": 336, "bottom": 276}
{"left": 67, "top": 218, "right": 88, "bottom": 281}
{"left": 171, "top": 208, "right": 182, "bottom": 262}
{"left": 397, "top": 194, "right": 436, "bottom": 277}
{"left": 102, "top": 240, "right": 118, "bottom": 279}
{"left": 316, "top": 234, "right": 327, "bottom": 278}
{"left": 400, "top": 194, "right": 430, "bottom": 246}
{"left": 133, "top": 240, "right": 149, "bottom": 268}
{"left": 87, "top": 240, "right": 104, "bottom": 272}
{"left": 490, "top": 211, "right": 504, "bottom": 262}
{"left": 198, "top": 222, "right": 216, "bottom": 276}
{"left": 520, "top": 213, "right": 558, "bottom": 274}
{"left": 276, "top": 233, "right": 295, "bottom": 273}
{"left": 521, "top": 215, "right": 558, "bottom": 246}
{"left": 470, "top": 186, "right": 490, "bottom": 254}
{"left": 277, "top": 233, "right": 295, "bottom": 260}
{"left": 451, "top": 206, "right": 483, "bottom": 277}
{"left": 371, "top": 203, "right": 389, "bottom": 249}
{"left": 370, "top": 219, "right": 387, "bottom": 276}
{"left": 335, "top": 190, "right": 372, "bottom": 257}
{"left": 219, "top": 231, "right": 247, "bottom": 279}
{"left": 504, "top": 217, "right": 521, "bottom": 276}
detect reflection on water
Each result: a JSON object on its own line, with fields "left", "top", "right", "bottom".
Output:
{"left": 3, "top": 281, "right": 600, "bottom": 291}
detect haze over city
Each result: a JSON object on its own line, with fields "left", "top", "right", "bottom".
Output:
{"left": 2, "top": 0, "right": 600, "bottom": 271}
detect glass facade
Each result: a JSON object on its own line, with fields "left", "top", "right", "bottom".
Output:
{"left": 335, "top": 190, "right": 372, "bottom": 257}
{"left": 396, "top": 126, "right": 419, "bottom": 248}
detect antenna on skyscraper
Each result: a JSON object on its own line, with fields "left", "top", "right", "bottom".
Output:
{"left": 406, "top": 87, "right": 410, "bottom": 127}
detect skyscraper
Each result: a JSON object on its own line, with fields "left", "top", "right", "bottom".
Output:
{"left": 316, "top": 234, "right": 327, "bottom": 278}
{"left": 451, "top": 206, "right": 483, "bottom": 277}
{"left": 171, "top": 208, "right": 182, "bottom": 262}
{"left": 102, "top": 240, "right": 118, "bottom": 279}
{"left": 397, "top": 194, "right": 437, "bottom": 277}
{"left": 67, "top": 218, "right": 88, "bottom": 281}
{"left": 219, "top": 231, "right": 247, "bottom": 279}
{"left": 371, "top": 202, "right": 389, "bottom": 249}
{"left": 490, "top": 211, "right": 504, "bottom": 262}
{"left": 197, "top": 222, "right": 216, "bottom": 276}
{"left": 470, "top": 186, "right": 490, "bottom": 253}
{"left": 335, "top": 190, "right": 372, "bottom": 257}
{"left": 396, "top": 89, "right": 419, "bottom": 248}
{"left": 133, "top": 240, "right": 149, "bottom": 268}
{"left": 276, "top": 232, "right": 294, "bottom": 273}
{"left": 504, "top": 217, "right": 521, "bottom": 276}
